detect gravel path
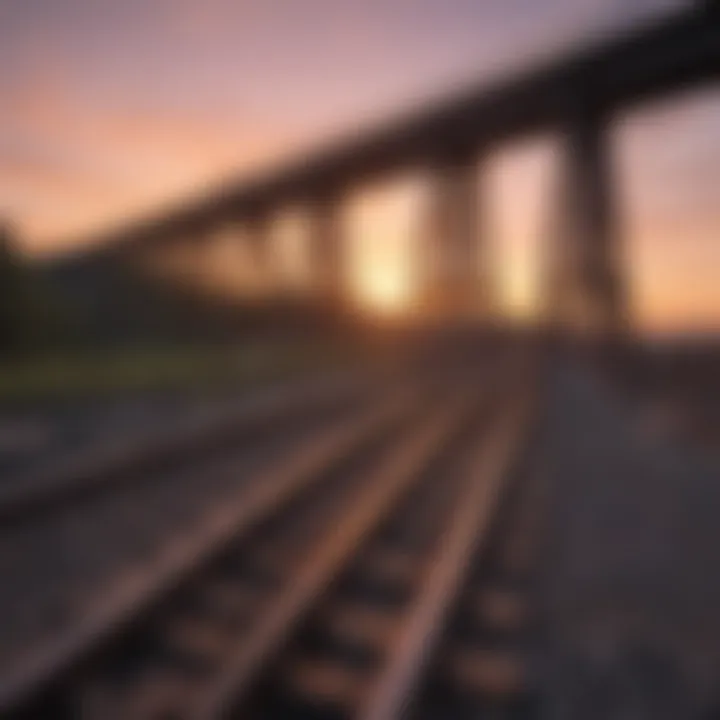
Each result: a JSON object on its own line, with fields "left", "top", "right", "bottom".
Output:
{"left": 538, "top": 361, "right": 720, "bottom": 718}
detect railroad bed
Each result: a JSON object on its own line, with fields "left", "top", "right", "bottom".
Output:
{"left": 0, "top": 341, "right": 542, "bottom": 719}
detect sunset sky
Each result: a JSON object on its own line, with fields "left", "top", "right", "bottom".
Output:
{"left": 1, "top": 0, "right": 718, "bottom": 332}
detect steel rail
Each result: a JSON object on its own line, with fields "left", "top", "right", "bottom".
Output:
{"left": 192, "top": 389, "right": 481, "bottom": 720}
{"left": 359, "top": 388, "right": 531, "bottom": 720}
{"left": 0, "top": 387, "right": 414, "bottom": 715}
{"left": 0, "top": 371, "right": 370, "bottom": 524}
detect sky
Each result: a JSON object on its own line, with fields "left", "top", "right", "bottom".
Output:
{"left": 1, "top": 0, "right": 718, "bottom": 331}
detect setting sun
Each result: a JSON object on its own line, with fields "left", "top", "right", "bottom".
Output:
{"left": 345, "top": 180, "right": 423, "bottom": 316}
{"left": 355, "top": 262, "right": 412, "bottom": 314}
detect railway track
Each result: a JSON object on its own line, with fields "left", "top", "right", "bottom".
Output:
{"left": 0, "top": 373, "right": 408, "bottom": 677}
{"left": 0, "top": 371, "right": 380, "bottom": 523}
{"left": 229, "top": 379, "right": 537, "bottom": 720}
{"left": 0, "top": 343, "right": 541, "bottom": 719}
{"left": 407, "top": 402, "right": 546, "bottom": 720}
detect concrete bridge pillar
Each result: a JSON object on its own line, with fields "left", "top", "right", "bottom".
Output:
{"left": 421, "top": 153, "right": 486, "bottom": 320}
{"left": 244, "top": 215, "right": 274, "bottom": 292}
{"left": 549, "top": 113, "right": 628, "bottom": 336}
{"left": 307, "top": 196, "right": 345, "bottom": 307}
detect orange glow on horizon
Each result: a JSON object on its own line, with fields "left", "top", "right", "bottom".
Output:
{"left": 354, "top": 262, "right": 414, "bottom": 315}
{"left": 345, "top": 180, "right": 422, "bottom": 316}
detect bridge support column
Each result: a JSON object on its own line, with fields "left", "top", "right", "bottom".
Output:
{"left": 549, "top": 114, "right": 627, "bottom": 336}
{"left": 307, "top": 196, "right": 345, "bottom": 308}
{"left": 245, "top": 215, "right": 274, "bottom": 294}
{"left": 421, "top": 154, "right": 487, "bottom": 320}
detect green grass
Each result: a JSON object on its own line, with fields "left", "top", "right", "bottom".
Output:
{"left": 0, "top": 340, "right": 361, "bottom": 402}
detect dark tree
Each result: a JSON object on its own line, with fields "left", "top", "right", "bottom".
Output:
{"left": 0, "top": 222, "right": 27, "bottom": 355}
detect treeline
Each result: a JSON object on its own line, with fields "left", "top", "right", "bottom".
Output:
{"left": 0, "top": 223, "right": 350, "bottom": 357}
{"left": 0, "top": 224, "right": 75, "bottom": 357}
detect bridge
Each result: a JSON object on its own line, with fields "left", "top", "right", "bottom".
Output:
{"left": 76, "top": 0, "right": 720, "bottom": 334}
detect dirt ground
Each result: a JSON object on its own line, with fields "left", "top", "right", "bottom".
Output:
{"left": 536, "top": 362, "right": 720, "bottom": 718}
